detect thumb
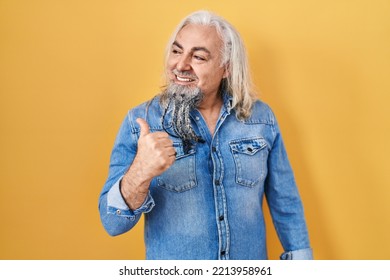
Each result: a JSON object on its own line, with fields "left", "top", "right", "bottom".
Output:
{"left": 136, "top": 118, "right": 150, "bottom": 137}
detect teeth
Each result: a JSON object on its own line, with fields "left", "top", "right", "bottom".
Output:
{"left": 176, "top": 76, "right": 193, "bottom": 82}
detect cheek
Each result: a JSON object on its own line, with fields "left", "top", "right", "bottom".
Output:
{"left": 166, "top": 63, "right": 173, "bottom": 73}
{"left": 166, "top": 56, "right": 178, "bottom": 71}
{"left": 166, "top": 63, "right": 176, "bottom": 79}
{"left": 198, "top": 70, "right": 224, "bottom": 87}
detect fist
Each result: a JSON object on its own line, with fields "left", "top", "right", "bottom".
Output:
{"left": 134, "top": 118, "right": 176, "bottom": 179}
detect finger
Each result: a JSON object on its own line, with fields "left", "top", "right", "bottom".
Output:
{"left": 136, "top": 118, "right": 150, "bottom": 137}
{"left": 157, "top": 137, "right": 173, "bottom": 147}
{"left": 166, "top": 146, "right": 177, "bottom": 157}
{"left": 152, "top": 131, "right": 170, "bottom": 139}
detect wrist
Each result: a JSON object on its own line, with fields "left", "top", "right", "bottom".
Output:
{"left": 120, "top": 169, "right": 151, "bottom": 210}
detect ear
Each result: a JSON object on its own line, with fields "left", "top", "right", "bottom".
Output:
{"left": 222, "top": 64, "right": 230, "bottom": 78}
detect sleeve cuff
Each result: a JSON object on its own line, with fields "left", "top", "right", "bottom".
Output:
{"left": 280, "top": 248, "right": 313, "bottom": 260}
{"left": 107, "top": 176, "right": 155, "bottom": 218}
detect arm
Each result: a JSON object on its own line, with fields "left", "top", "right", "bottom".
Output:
{"left": 264, "top": 114, "right": 313, "bottom": 260}
{"left": 120, "top": 118, "right": 176, "bottom": 209}
{"left": 98, "top": 112, "right": 175, "bottom": 236}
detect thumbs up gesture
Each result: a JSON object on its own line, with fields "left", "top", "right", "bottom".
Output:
{"left": 120, "top": 118, "right": 176, "bottom": 210}
{"left": 133, "top": 118, "right": 176, "bottom": 179}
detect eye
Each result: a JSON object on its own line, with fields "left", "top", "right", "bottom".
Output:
{"left": 194, "top": 55, "right": 206, "bottom": 61}
{"left": 171, "top": 48, "right": 182, "bottom": 55}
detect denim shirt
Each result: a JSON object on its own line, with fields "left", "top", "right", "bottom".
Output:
{"left": 98, "top": 93, "right": 313, "bottom": 260}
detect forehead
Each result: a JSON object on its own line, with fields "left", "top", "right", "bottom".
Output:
{"left": 175, "top": 24, "right": 223, "bottom": 54}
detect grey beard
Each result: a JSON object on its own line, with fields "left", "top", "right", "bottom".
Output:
{"left": 161, "top": 83, "right": 204, "bottom": 144}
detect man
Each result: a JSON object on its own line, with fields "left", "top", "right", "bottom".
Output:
{"left": 99, "top": 10, "right": 313, "bottom": 260}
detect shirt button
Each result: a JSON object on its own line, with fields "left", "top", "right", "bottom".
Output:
{"left": 215, "top": 180, "right": 220, "bottom": 185}
{"left": 221, "top": 251, "right": 226, "bottom": 256}
{"left": 219, "top": 215, "right": 224, "bottom": 221}
{"left": 116, "top": 209, "right": 121, "bottom": 215}
{"left": 212, "top": 146, "right": 217, "bottom": 152}
{"left": 195, "top": 116, "right": 200, "bottom": 121}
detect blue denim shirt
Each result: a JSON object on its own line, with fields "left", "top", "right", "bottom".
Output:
{"left": 99, "top": 93, "right": 313, "bottom": 260}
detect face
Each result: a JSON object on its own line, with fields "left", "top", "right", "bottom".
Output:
{"left": 166, "top": 24, "right": 228, "bottom": 98}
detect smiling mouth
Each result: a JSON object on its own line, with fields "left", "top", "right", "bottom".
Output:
{"left": 172, "top": 70, "right": 197, "bottom": 83}
{"left": 176, "top": 75, "right": 196, "bottom": 82}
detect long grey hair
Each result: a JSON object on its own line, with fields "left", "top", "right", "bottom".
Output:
{"left": 161, "top": 10, "right": 257, "bottom": 120}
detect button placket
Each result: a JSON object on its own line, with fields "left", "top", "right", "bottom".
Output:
{"left": 211, "top": 138, "right": 229, "bottom": 260}
{"left": 202, "top": 108, "right": 231, "bottom": 260}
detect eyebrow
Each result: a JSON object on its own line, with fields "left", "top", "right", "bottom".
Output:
{"left": 172, "top": 41, "right": 211, "bottom": 55}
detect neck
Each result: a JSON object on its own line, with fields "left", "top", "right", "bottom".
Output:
{"left": 197, "top": 92, "right": 223, "bottom": 136}
{"left": 198, "top": 91, "right": 223, "bottom": 111}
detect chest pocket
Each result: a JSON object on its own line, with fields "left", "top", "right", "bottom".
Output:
{"left": 229, "top": 137, "right": 269, "bottom": 187}
{"left": 157, "top": 141, "right": 197, "bottom": 192}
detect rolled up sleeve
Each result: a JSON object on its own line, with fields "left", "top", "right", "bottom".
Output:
{"left": 107, "top": 176, "right": 155, "bottom": 218}
{"left": 280, "top": 248, "right": 313, "bottom": 260}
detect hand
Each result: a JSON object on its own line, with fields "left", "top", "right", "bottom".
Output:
{"left": 121, "top": 118, "right": 176, "bottom": 210}
{"left": 133, "top": 118, "right": 176, "bottom": 180}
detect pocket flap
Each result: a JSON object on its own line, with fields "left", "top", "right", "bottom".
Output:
{"left": 173, "top": 141, "right": 195, "bottom": 159}
{"left": 230, "top": 138, "right": 267, "bottom": 155}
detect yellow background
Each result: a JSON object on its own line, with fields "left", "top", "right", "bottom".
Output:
{"left": 1, "top": 0, "right": 389, "bottom": 259}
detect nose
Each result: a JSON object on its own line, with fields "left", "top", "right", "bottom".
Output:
{"left": 176, "top": 54, "right": 191, "bottom": 71}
